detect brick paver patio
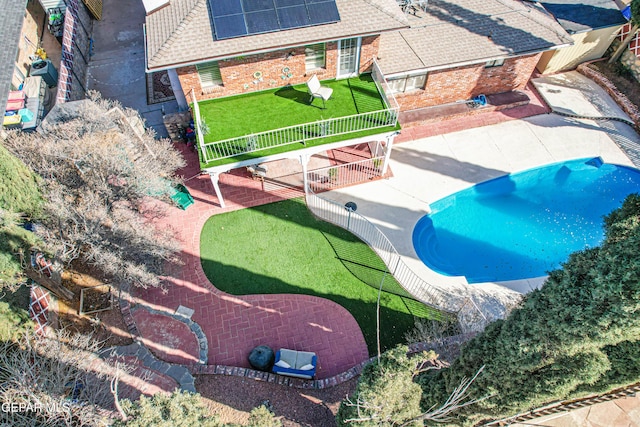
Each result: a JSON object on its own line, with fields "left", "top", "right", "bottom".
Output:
{"left": 129, "top": 145, "right": 370, "bottom": 379}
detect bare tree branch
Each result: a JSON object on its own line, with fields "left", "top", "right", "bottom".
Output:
{"left": 2, "top": 94, "right": 185, "bottom": 291}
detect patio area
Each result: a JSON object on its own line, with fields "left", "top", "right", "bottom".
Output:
{"left": 194, "top": 74, "right": 399, "bottom": 167}
{"left": 325, "top": 113, "right": 639, "bottom": 320}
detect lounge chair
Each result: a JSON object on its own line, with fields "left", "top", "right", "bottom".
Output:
{"left": 306, "top": 75, "right": 333, "bottom": 109}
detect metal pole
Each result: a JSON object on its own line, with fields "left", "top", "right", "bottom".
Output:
{"left": 376, "top": 270, "right": 387, "bottom": 362}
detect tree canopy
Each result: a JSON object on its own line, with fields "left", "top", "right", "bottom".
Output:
{"left": 420, "top": 193, "right": 640, "bottom": 425}
{"left": 2, "top": 93, "right": 185, "bottom": 290}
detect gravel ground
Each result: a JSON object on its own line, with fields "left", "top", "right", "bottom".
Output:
{"left": 196, "top": 375, "right": 358, "bottom": 426}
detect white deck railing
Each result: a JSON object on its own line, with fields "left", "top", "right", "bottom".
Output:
{"left": 199, "top": 108, "right": 398, "bottom": 164}
{"left": 194, "top": 75, "right": 399, "bottom": 165}
{"left": 372, "top": 59, "right": 400, "bottom": 113}
{"left": 307, "top": 156, "right": 385, "bottom": 193}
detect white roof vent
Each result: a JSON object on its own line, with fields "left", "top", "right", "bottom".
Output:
{"left": 142, "top": 0, "right": 170, "bottom": 15}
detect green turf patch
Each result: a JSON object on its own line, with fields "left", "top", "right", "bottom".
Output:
{"left": 196, "top": 74, "right": 400, "bottom": 169}
{"left": 198, "top": 75, "right": 385, "bottom": 142}
{"left": 200, "top": 198, "right": 445, "bottom": 355}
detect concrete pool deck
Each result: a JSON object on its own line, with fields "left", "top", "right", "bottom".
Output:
{"left": 325, "top": 86, "right": 640, "bottom": 321}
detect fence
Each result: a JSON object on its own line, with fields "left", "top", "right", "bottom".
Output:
{"left": 199, "top": 108, "right": 398, "bottom": 164}
{"left": 372, "top": 59, "right": 400, "bottom": 112}
{"left": 481, "top": 382, "right": 640, "bottom": 426}
{"left": 308, "top": 156, "right": 385, "bottom": 193}
{"left": 29, "top": 285, "right": 51, "bottom": 335}
{"left": 618, "top": 23, "right": 640, "bottom": 59}
{"left": 305, "top": 190, "right": 488, "bottom": 331}
{"left": 57, "top": 0, "right": 93, "bottom": 103}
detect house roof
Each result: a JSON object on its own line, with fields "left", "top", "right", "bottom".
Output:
{"left": 0, "top": 0, "right": 27, "bottom": 118}
{"left": 377, "top": 0, "right": 574, "bottom": 76}
{"left": 539, "top": 0, "right": 626, "bottom": 34}
{"left": 145, "top": 0, "right": 409, "bottom": 70}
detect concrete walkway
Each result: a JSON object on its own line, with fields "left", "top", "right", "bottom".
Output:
{"left": 87, "top": 0, "right": 178, "bottom": 137}
{"left": 326, "top": 75, "right": 640, "bottom": 320}
{"left": 533, "top": 71, "right": 640, "bottom": 167}
{"left": 511, "top": 393, "right": 640, "bottom": 427}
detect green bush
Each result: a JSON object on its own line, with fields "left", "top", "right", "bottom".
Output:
{"left": 247, "top": 405, "right": 281, "bottom": 427}
{"left": 419, "top": 194, "right": 640, "bottom": 425}
{"left": 0, "top": 144, "right": 43, "bottom": 218}
{"left": 0, "top": 145, "right": 44, "bottom": 288}
{"left": 337, "top": 346, "right": 433, "bottom": 426}
{"left": 115, "top": 390, "right": 222, "bottom": 427}
{"left": 0, "top": 300, "right": 31, "bottom": 342}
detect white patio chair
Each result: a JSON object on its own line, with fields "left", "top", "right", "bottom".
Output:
{"left": 306, "top": 75, "right": 333, "bottom": 109}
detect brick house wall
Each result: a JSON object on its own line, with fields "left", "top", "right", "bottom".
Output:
{"left": 179, "top": 36, "right": 379, "bottom": 103}
{"left": 394, "top": 53, "right": 541, "bottom": 111}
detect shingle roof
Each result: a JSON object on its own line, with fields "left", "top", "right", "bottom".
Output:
{"left": 145, "top": 0, "right": 409, "bottom": 70}
{"left": 0, "top": 0, "right": 27, "bottom": 118}
{"left": 540, "top": 0, "right": 626, "bottom": 34}
{"left": 377, "top": 0, "right": 574, "bottom": 75}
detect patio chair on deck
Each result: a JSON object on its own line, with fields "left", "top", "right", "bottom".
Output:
{"left": 306, "top": 75, "right": 333, "bottom": 109}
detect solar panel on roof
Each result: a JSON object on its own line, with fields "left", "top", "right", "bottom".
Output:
{"left": 275, "top": 0, "right": 306, "bottom": 7}
{"left": 214, "top": 14, "right": 248, "bottom": 39}
{"left": 211, "top": 0, "right": 243, "bottom": 16}
{"left": 210, "top": 0, "right": 340, "bottom": 40}
{"left": 242, "top": 0, "right": 275, "bottom": 12}
{"left": 245, "top": 9, "right": 280, "bottom": 33}
{"left": 307, "top": 1, "right": 340, "bottom": 24}
{"left": 278, "top": 5, "right": 310, "bottom": 29}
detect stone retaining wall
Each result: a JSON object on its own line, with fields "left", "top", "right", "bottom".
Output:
{"left": 577, "top": 63, "right": 640, "bottom": 132}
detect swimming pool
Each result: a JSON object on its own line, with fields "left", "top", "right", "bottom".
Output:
{"left": 412, "top": 158, "right": 640, "bottom": 283}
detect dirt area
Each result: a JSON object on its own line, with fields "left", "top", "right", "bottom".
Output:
{"left": 589, "top": 61, "right": 640, "bottom": 110}
{"left": 196, "top": 375, "right": 357, "bottom": 427}
{"left": 54, "top": 262, "right": 133, "bottom": 348}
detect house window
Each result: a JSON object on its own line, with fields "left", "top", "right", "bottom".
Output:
{"left": 196, "top": 61, "right": 222, "bottom": 88}
{"left": 485, "top": 58, "right": 505, "bottom": 68}
{"left": 305, "top": 44, "right": 326, "bottom": 71}
{"left": 387, "top": 73, "right": 427, "bottom": 93}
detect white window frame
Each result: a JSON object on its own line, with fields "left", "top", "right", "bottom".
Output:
{"left": 305, "top": 43, "right": 326, "bottom": 72}
{"left": 196, "top": 61, "right": 223, "bottom": 88}
{"left": 485, "top": 58, "right": 505, "bottom": 68}
{"left": 387, "top": 73, "right": 427, "bottom": 94}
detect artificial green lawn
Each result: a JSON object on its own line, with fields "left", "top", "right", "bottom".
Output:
{"left": 200, "top": 198, "right": 447, "bottom": 355}
{"left": 196, "top": 74, "right": 400, "bottom": 168}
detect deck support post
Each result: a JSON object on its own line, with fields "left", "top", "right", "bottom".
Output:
{"left": 209, "top": 172, "right": 226, "bottom": 208}
{"left": 382, "top": 132, "right": 397, "bottom": 176}
{"left": 300, "top": 153, "right": 310, "bottom": 194}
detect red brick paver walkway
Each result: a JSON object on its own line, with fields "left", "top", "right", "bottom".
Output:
{"left": 132, "top": 310, "right": 201, "bottom": 365}
{"left": 130, "top": 145, "right": 370, "bottom": 379}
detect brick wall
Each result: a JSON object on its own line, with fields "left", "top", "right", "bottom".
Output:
{"left": 394, "top": 53, "right": 541, "bottom": 111}
{"left": 179, "top": 36, "right": 379, "bottom": 102}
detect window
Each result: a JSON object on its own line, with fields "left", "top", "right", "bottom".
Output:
{"left": 305, "top": 44, "right": 326, "bottom": 71}
{"left": 485, "top": 58, "right": 505, "bottom": 68}
{"left": 196, "top": 61, "right": 222, "bottom": 88}
{"left": 387, "top": 73, "right": 427, "bottom": 93}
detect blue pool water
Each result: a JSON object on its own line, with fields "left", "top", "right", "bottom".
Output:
{"left": 412, "top": 158, "right": 640, "bottom": 283}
